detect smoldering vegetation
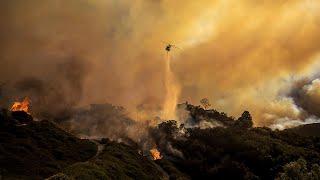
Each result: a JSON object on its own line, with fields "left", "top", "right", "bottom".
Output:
{"left": 1, "top": 93, "right": 320, "bottom": 179}
{"left": 56, "top": 102, "right": 160, "bottom": 154}
{"left": 134, "top": 104, "right": 320, "bottom": 179}
{"left": 65, "top": 103, "right": 149, "bottom": 143}
{"left": 58, "top": 102, "right": 320, "bottom": 179}
{"left": 0, "top": 109, "right": 168, "bottom": 180}
{"left": 151, "top": 120, "right": 320, "bottom": 179}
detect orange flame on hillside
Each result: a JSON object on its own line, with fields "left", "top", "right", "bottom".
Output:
{"left": 10, "top": 97, "right": 31, "bottom": 114}
{"left": 150, "top": 148, "right": 162, "bottom": 160}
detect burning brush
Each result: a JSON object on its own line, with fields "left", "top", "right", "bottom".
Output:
{"left": 150, "top": 147, "right": 162, "bottom": 160}
{"left": 10, "top": 97, "right": 31, "bottom": 114}
{"left": 9, "top": 97, "right": 33, "bottom": 124}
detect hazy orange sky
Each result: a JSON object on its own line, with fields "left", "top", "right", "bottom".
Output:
{"left": 1, "top": 0, "right": 320, "bottom": 126}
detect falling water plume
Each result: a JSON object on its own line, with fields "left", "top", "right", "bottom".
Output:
{"left": 162, "top": 53, "right": 181, "bottom": 120}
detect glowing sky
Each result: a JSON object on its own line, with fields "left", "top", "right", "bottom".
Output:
{"left": 1, "top": 0, "right": 320, "bottom": 126}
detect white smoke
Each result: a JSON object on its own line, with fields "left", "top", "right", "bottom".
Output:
{"left": 270, "top": 117, "right": 320, "bottom": 130}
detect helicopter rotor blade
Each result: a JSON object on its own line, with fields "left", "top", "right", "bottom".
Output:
{"left": 172, "top": 45, "right": 182, "bottom": 50}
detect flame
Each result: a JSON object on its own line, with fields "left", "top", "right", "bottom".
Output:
{"left": 150, "top": 148, "right": 162, "bottom": 160}
{"left": 10, "top": 97, "right": 31, "bottom": 114}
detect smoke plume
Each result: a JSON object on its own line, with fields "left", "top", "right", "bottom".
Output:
{"left": 264, "top": 77, "right": 320, "bottom": 129}
{"left": 1, "top": 0, "right": 320, "bottom": 128}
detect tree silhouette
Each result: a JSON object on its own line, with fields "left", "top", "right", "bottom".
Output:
{"left": 234, "top": 111, "right": 253, "bottom": 129}
{"left": 200, "top": 98, "right": 211, "bottom": 110}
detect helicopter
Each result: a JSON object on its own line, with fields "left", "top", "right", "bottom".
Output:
{"left": 165, "top": 43, "right": 181, "bottom": 52}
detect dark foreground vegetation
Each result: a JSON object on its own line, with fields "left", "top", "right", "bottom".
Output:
{"left": 151, "top": 104, "right": 320, "bottom": 179}
{"left": 0, "top": 109, "right": 97, "bottom": 179}
{"left": 1, "top": 104, "right": 320, "bottom": 179}
{"left": 0, "top": 109, "right": 167, "bottom": 179}
{"left": 58, "top": 140, "right": 167, "bottom": 179}
{"left": 152, "top": 121, "right": 320, "bottom": 179}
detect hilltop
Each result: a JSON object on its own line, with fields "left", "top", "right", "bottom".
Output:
{"left": 0, "top": 109, "right": 97, "bottom": 179}
{"left": 284, "top": 123, "right": 320, "bottom": 137}
{"left": 0, "top": 109, "right": 169, "bottom": 179}
{"left": 1, "top": 104, "right": 320, "bottom": 179}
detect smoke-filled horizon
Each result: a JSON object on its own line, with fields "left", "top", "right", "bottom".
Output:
{"left": 1, "top": 0, "right": 320, "bottom": 127}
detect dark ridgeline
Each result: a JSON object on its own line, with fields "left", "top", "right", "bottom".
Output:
{"left": 0, "top": 109, "right": 168, "bottom": 179}
{"left": 0, "top": 109, "right": 97, "bottom": 179}
{"left": 0, "top": 103, "right": 320, "bottom": 179}
{"left": 151, "top": 104, "right": 320, "bottom": 180}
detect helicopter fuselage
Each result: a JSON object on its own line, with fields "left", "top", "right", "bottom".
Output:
{"left": 165, "top": 44, "right": 172, "bottom": 52}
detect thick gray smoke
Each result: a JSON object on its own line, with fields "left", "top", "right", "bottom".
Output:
{"left": 268, "top": 77, "right": 320, "bottom": 130}
{"left": 289, "top": 78, "right": 320, "bottom": 117}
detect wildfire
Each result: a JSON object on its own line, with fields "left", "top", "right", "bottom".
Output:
{"left": 150, "top": 148, "right": 162, "bottom": 160}
{"left": 10, "top": 97, "right": 31, "bottom": 114}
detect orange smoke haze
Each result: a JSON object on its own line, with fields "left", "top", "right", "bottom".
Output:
{"left": 1, "top": 0, "right": 320, "bottom": 126}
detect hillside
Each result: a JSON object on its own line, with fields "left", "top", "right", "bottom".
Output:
{"left": 1, "top": 105, "right": 320, "bottom": 179}
{"left": 0, "top": 109, "right": 168, "bottom": 179}
{"left": 51, "top": 140, "right": 168, "bottom": 179}
{"left": 156, "top": 126, "right": 320, "bottom": 179}
{"left": 149, "top": 105, "right": 320, "bottom": 179}
{"left": 283, "top": 123, "right": 320, "bottom": 137}
{"left": 0, "top": 109, "right": 97, "bottom": 179}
